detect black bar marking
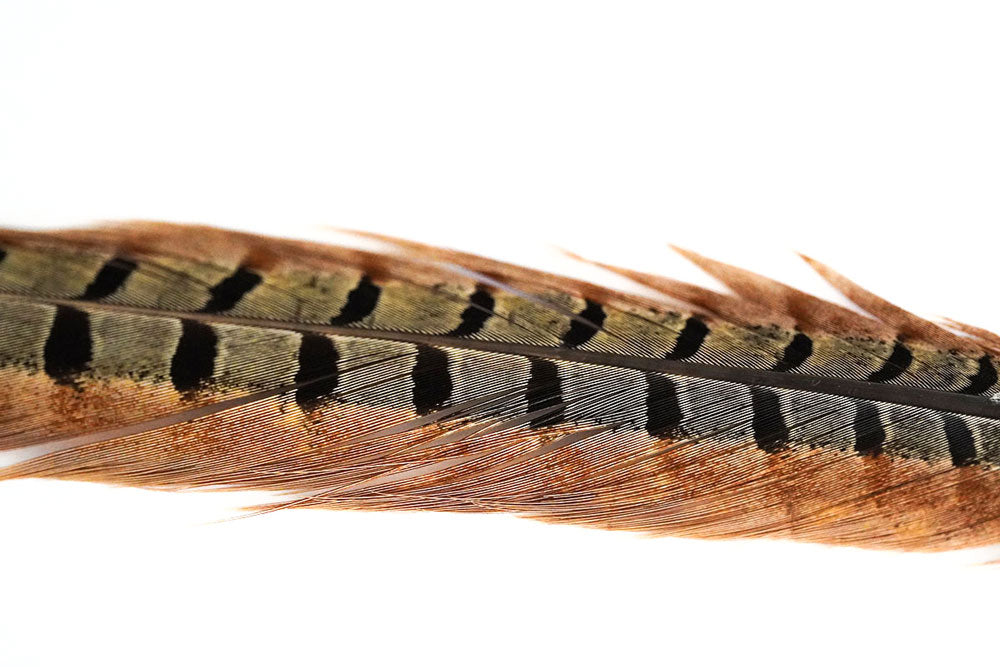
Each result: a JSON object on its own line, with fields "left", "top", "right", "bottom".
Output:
{"left": 561, "top": 299, "right": 606, "bottom": 348}
{"left": 960, "top": 355, "right": 998, "bottom": 395}
{"left": 867, "top": 341, "right": 913, "bottom": 382}
{"left": 665, "top": 317, "right": 709, "bottom": 360}
{"left": 526, "top": 358, "right": 564, "bottom": 428}
{"left": 294, "top": 334, "right": 340, "bottom": 411}
{"left": 200, "top": 266, "right": 263, "bottom": 313}
{"left": 329, "top": 274, "right": 381, "bottom": 326}
{"left": 170, "top": 319, "right": 218, "bottom": 393}
{"left": 943, "top": 415, "right": 977, "bottom": 466}
{"left": 750, "top": 387, "right": 789, "bottom": 453}
{"left": 43, "top": 306, "right": 92, "bottom": 385}
{"left": 411, "top": 345, "right": 453, "bottom": 415}
{"left": 645, "top": 374, "right": 683, "bottom": 438}
{"left": 0, "top": 247, "right": 7, "bottom": 264}
{"left": 80, "top": 257, "right": 138, "bottom": 300}
{"left": 447, "top": 287, "right": 495, "bottom": 337}
{"left": 853, "top": 401, "right": 885, "bottom": 457}
{"left": 773, "top": 332, "right": 813, "bottom": 372}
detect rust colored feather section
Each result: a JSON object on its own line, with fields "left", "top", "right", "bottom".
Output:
{"left": 668, "top": 246, "right": 895, "bottom": 340}
{"left": 797, "top": 253, "right": 972, "bottom": 350}
{"left": 1, "top": 221, "right": 999, "bottom": 552}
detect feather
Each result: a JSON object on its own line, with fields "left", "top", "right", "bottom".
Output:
{"left": 1, "top": 221, "right": 999, "bottom": 551}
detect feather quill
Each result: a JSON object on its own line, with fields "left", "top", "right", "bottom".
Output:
{"left": 1, "top": 221, "right": 998, "bottom": 551}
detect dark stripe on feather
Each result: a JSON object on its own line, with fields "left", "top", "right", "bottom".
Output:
{"left": 526, "top": 358, "right": 564, "bottom": 427}
{"left": 80, "top": 257, "right": 137, "bottom": 300}
{"left": 561, "top": 299, "right": 606, "bottom": 348}
{"left": 447, "top": 287, "right": 494, "bottom": 337}
{"left": 867, "top": 341, "right": 913, "bottom": 382}
{"left": 329, "top": 274, "right": 381, "bottom": 326}
{"left": 43, "top": 305, "right": 92, "bottom": 385}
{"left": 960, "top": 355, "right": 998, "bottom": 395}
{"left": 750, "top": 387, "right": 789, "bottom": 453}
{"left": 412, "top": 346, "right": 452, "bottom": 415}
{"left": 200, "top": 266, "right": 263, "bottom": 313}
{"left": 853, "top": 401, "right": 885, "bottom": 457}
{"left": 943, "top": 415, "right": 977, "bottom": 467}
{"left": 170, "top": 319, "right": 218, "bottom": 393}
{"left": 294, "top": 334, "right": 340, "bottom": 411}
{"left": 664, "top": 317, "right": 709, "bottom": 360}
{"left": 645, "top": 374, "right": 683, "bottom": 438}
{"left": 773, "top": 332, "right": 812, "bottom": 372}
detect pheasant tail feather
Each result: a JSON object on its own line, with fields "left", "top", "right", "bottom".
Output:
{"left": 0, "top": 222, "right": 998, "bottom": 551}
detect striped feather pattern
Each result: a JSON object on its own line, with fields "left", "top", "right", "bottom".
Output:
{"left": 1, "top": 222, "right": 999, "bottom": 551}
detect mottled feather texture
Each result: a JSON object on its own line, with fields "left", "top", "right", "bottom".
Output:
{"left": 1, "top": 222, "right": 999, "bottom": 551}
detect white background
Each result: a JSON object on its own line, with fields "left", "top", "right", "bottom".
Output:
{"left": 2, "top": 2, "right": 999, "bottom": 665}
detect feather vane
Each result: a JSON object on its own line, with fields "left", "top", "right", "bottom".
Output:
{"left": 1, "top": 222, "right": 999, "bottom": 551}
